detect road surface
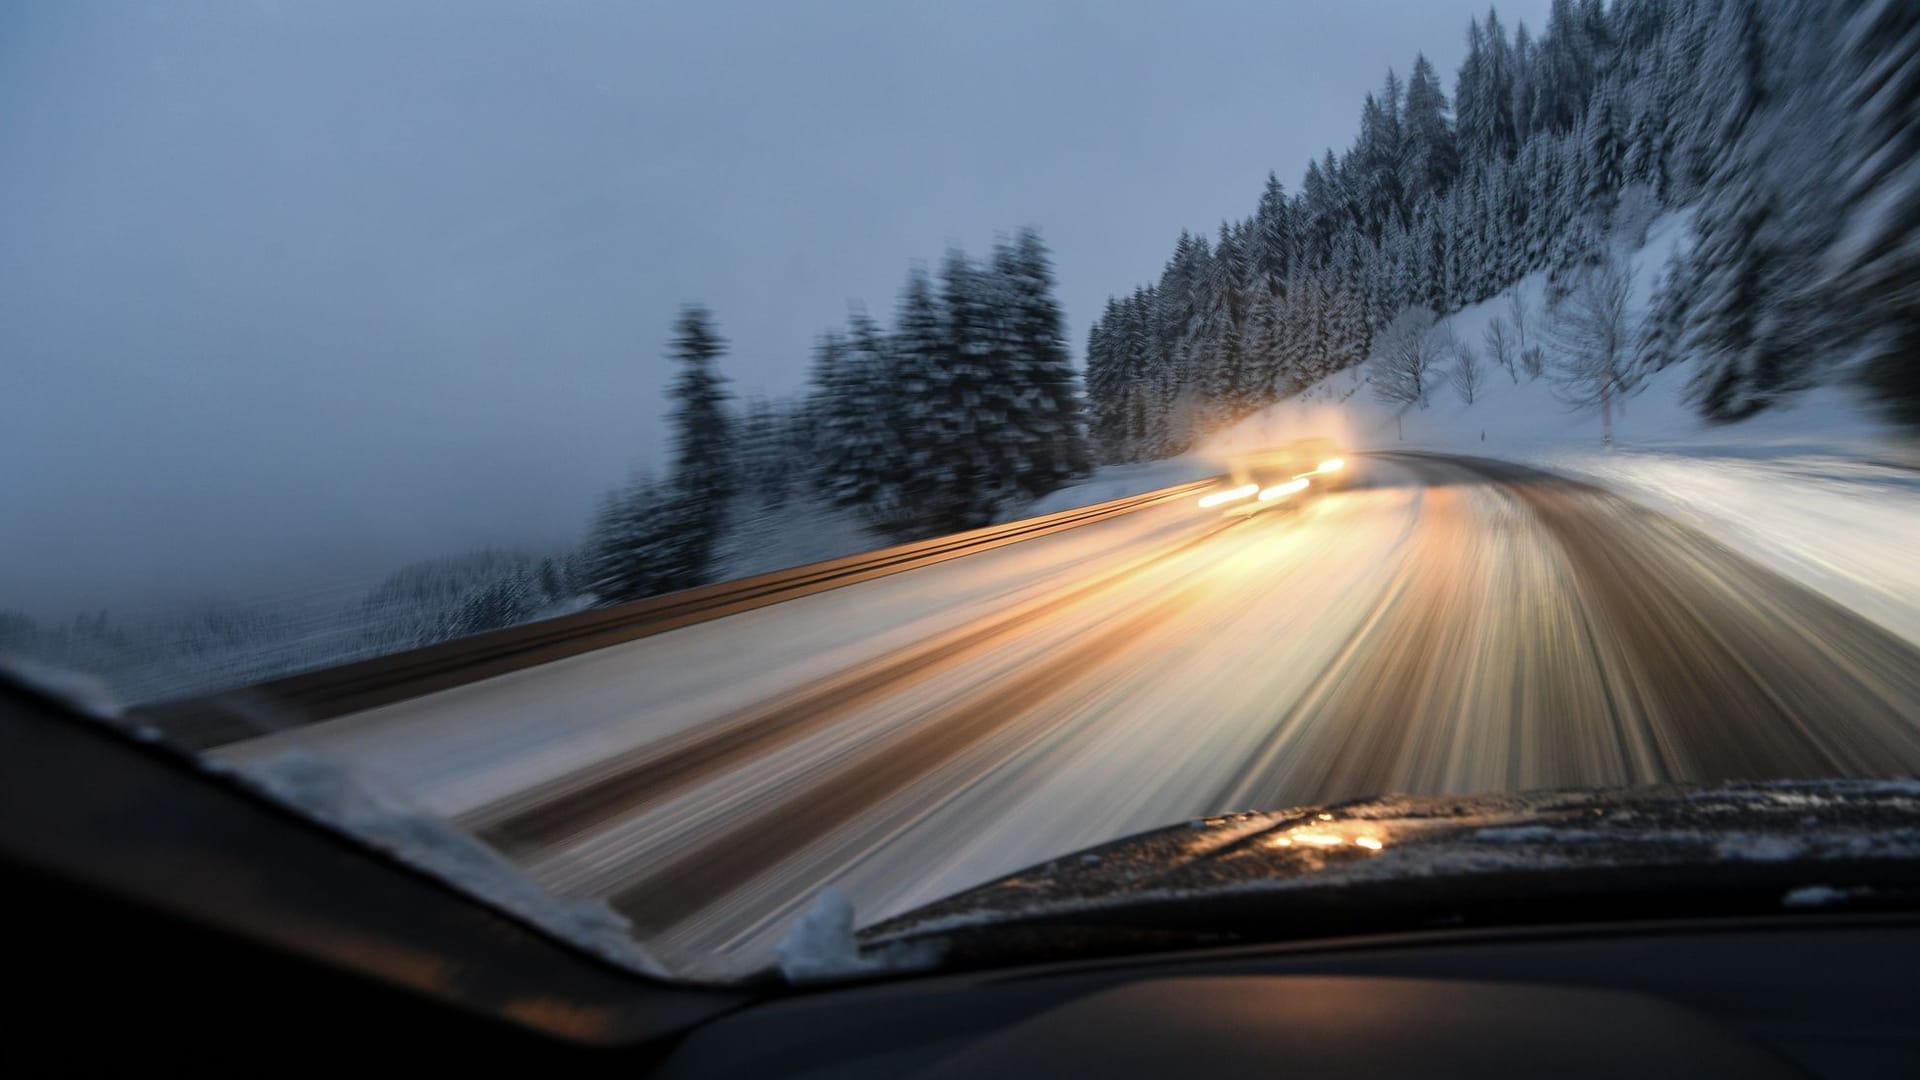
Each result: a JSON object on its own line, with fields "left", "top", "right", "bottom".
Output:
{"left": 216, "top": 453, "right": 1920, "bottom": 977}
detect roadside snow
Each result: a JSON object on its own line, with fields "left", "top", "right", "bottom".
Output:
{"left": 775, "top": 887, "right": 942, "bottom": 983}
{"left": 1542, "top": 432, "right": 1920, "bottom": 646}
{"left": 1014, "top": 454, "right": 1225, "bottom": 519}
{"left": 774, "top": 888, "right": 869, "bottom": 982}
{"left": 714, "top": 495, "right": 887, "bottom": 581}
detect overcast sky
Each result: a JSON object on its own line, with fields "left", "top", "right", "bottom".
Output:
{"left": 0, "top": 0, "right": 1551, "bottom": 619}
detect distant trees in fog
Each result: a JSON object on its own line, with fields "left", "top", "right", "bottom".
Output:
{"left": 0, "top": 548, "right": 589, "bottom": 702}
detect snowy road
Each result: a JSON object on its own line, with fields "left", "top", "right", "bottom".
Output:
{"left": 217, "top": 453, "right": 1920, "bottom": 977}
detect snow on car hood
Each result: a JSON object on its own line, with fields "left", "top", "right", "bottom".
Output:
{"left": 862, "top": 780, "right": 1920, "bottom": 948}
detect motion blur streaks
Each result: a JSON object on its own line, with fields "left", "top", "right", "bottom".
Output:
{"left": 217, "top": 454, "right": 1920, "bottom": 977}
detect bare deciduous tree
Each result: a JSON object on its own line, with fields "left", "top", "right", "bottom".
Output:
{"left": 1506, "top": 286, "right": 1545, "bottom": 378}
{"left": 1547, "top": 251, "right": 1638, "bottom": 449}
{"left": 1451, "top": 330, "right": 1484, "bottom": 404}
{"left": 1370, "top": 306, "right": 1443, "bottom": 420}
{"left": 1482, "top": 315, "right": 1518, "bottom": 383}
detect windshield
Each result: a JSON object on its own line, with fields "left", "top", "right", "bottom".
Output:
{"left": 6, "top": 0, "right": 1920, "bottom": 986}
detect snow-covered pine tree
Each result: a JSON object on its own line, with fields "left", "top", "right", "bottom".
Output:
{"left": 978, "top": 239, "right": 1029, "bottom": 503}
{"left": 892, "top": 263, "right": 953, "bottom": 531}
{"left": 449, "top": 568, "right": 542, "bottom": 640}
{"left": 1581, "top": 88, "right": 1626, "bottom": 226}
{"left": 1623, "top": 100, "right": 1658, "bottom": 192}
{"left": 1456, "top": 16, "right": 1499, "bottom": 165}
{"left": 1322, "top": 246, "right": 1375, "bottom": 378}
{"left": 1413, "top": 208, "right": 1447, "bottom": 312}
{"left": 1402, "top": 53, "right": 1459, "bottom": 207}
{"left": 736, "top": 394, "right": 795, "bottom": 507}
{"left": 812, "top": 314, "right": 904, "bottom": 520}
{"left": 1121, "top": 287, "right": 1159, "bottom": 458}
{"left": 1354, "top": 74, "right": 1408, "bottom": 237}
{"left": 1298, "top": 154, "right": 1342, "bottom": 267}
{"left": 1250, "top": 173, "right": 1294, "bottom": 295}
{"left": 992, "top": 227, "right": 1092, "bottom": 494}
{"left": 1548, "top": 131, "right": 1605, "bottom": 298}
{"left": 1742, "top": 0, "right": 1850, "bottom": 404}
{"left": 849, "top": 308, "right": 914, "bottom": 521}
{"left": 1242, "top": 288, "right": 1285, "bottom": 403}
{"left": 1681, "top": 0, "right": 1841, "bottom": 420}
{"left": 1199, "top": 222, "right": 1250, "bottom": 420}
{"left": 1531, "top": 0, "right": 1595, "bottom": 137}
{"left": 1278, "top": 269, "right": 1320, "bottom": 396}
{"left": 584, "top": 472, "right": 669, "bottom": 604}
{"left": 655, "top": 304, "right": 734, "bottom": 590}
{"left": 1824, "top": 0, "right": 1920, "bottom": 424}
{"left": 1511, "top": 17, "right": 1538, "bottom": 146}
{"left": 928, "top": 247, "right": 1000, "bottom": 528}
{"left": 1084, "top": 302, "right": 1123, "bottom": 462}
{"left": 1638, "top": 246, "right": 1690, "bottom": 375}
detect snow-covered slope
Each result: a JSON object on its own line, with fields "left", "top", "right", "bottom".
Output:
{"left": 1214, "top": 211, "right": 1700, "bottom": 459}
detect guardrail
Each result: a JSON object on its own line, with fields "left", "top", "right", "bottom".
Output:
{"left": 137, "top": 478, "right": 1219, "bottom": 750}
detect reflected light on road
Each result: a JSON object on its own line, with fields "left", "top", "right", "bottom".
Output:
{"left": 1258, "top": 479, "right": 1309, "bottom": 502}
{"left": 1198, "top": 483, "right": 1259, "bottom": 509}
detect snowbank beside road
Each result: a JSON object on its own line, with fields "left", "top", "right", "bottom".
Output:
{"left": 1541, "top": 441, "right": 1920, "bottom": 647}
{"left": 1014, "top": 454, "right": 1225, "bottom": 519}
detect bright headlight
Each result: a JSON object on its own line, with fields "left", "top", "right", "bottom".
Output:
{"left": 1258, "top": 478, "right": 1309, "bottom": 501}
{"left": 1198, "top": 483, "right": 1258, "bottom": 509}
{"left": 1317, "top": 457, "right": 1345, "bottom": 474}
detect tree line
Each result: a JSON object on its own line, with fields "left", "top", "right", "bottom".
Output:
{"left": 585, "top": 226, "right": 1091, "bottom": 605}
{"left": 1085, "top": 0, "right": 1920, "bottom": 462}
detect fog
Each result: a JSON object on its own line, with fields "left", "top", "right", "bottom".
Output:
{"left": 0, "top": 0, "right": 1548, "bottom": 619}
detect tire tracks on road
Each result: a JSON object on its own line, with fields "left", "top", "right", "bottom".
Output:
{"left": 596, "top": 575, "right": 1225, "bottom": 938}
{"left": 1217, "top": 452, "right": 1920, "bottom": 812}
{"left": 462, "top": 516, "right": 1248, "bottom": 860}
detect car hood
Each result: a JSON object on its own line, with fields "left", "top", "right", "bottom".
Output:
{"left": 858, "top": 780, "right": 1920, "bottom": 967}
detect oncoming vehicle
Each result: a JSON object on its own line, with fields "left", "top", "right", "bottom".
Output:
{"left": 1197, "top": 436, "right": 1349, "bottom": 512}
